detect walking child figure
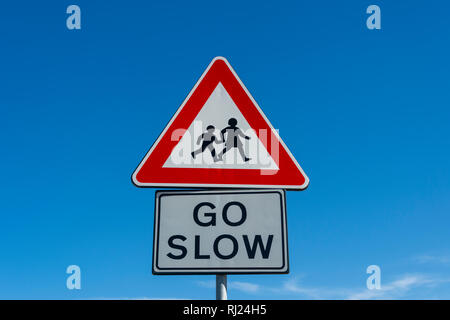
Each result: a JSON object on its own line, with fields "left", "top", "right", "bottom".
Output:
{"left": 218, "top": 118, "right": 251, "bottom": 162}
{"left": 191, "top": 125, "right": 221, "bottom": 162}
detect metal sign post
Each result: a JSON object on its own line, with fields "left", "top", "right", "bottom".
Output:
{"left": 216, "top": 275, "right": 227, "bottom": 300}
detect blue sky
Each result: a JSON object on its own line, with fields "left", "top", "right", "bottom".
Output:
{"left": 1, "top": 1, "right": 449, "bottom": 299}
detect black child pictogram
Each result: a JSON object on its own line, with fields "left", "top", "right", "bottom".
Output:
{"left": 218, "top": 118, "right": 251, "bottom": 162}
{"left": 191, "top": 125, "right": 221, "bottom": 162}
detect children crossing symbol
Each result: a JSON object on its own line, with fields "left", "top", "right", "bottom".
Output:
{"left": 132, "top": 57, "right": 309, "bottom": 189}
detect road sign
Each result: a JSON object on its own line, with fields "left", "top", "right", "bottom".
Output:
{"left": 153, "top": 189, "right": 288, "bottom": 274}
{"left": 132, "top": 56, "right": 309, "bottom": 190}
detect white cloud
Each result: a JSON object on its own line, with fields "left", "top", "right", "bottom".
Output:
{"left": 197, "top": 280, "right": 261, "bottom": 294}
{"left": 92, "top": 297, "right": 189, "bottom": 300}
{"left": 275, "top": 274, "right": 449, "bottom": 300}
{"left": 346, "top": 274, "right": 438, "bottom": 300}
{"left": 195, "top": 277, "right": 326, "bottom": 299}
{"left": 272, "top": 277, "right": 323, "bottom": 299}
{"left": 194, "top": 273, "right": 450, "bottom": 300}
{"left": 229, "top": 281, "right": 260, "bottom": 294}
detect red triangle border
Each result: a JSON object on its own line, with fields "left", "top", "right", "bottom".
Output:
{"left": 132, "top": 57, "right": 309, "bottom": 190}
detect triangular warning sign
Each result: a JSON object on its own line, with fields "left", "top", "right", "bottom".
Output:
{"left": 132, "top": 57, "right": 309, "bottom": 189}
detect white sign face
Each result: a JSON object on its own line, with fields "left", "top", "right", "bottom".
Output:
{"left": 153, "top": 189, "right": 288, "bottom": 274}
{"left": 163, "top": 82, "right": 279, "bottom": 170}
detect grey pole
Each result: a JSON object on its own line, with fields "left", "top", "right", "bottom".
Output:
{"left": 216, "top": 274, "right": 227, "bottom": 300}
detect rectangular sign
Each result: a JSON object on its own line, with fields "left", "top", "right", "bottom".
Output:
{"left": 153, "top": 189, "right": 288, "bottom": 274}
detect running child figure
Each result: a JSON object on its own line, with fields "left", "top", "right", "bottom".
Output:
{"left": 191, "top": 125, "right": 221, "bottom": 162}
